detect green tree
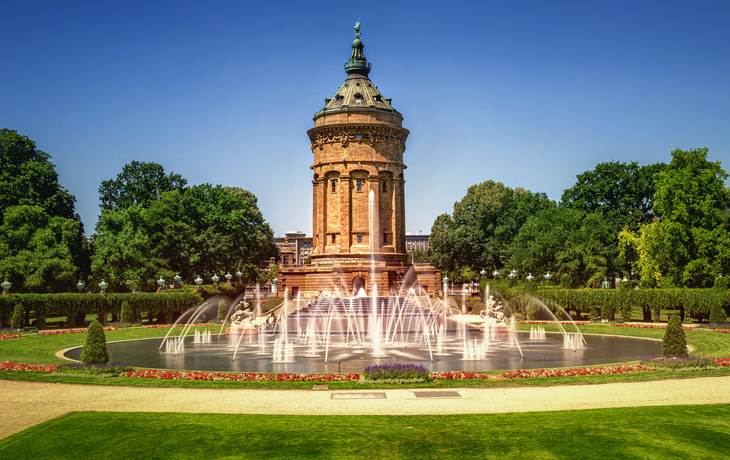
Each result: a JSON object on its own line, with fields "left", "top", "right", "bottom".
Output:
{"left": 80, "top": 320, "right": 109, "bottom": 364}
{"left": 620, "top": 148, "right": 730, "bottom": 287}
{"left": 429, "top": 180, "right": 551, "bottom": 276}
{"left": 98, "top": 160, "right": 187, "bottom": 213}
{"left": 511, "top": 208, "right": 614, "bottom": 287}
{"left": 0, "top": 129, "right": 76, "bottom": 224}
{"left": 0, "top": 206, "right": 81, "bottom": 292}
{"left": 662, "top": 315, "right": 688, "bottom": 357}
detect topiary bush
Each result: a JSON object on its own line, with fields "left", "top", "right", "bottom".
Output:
{"left": 10, "top": 304, "right": 24, "bottom": 329}
{"left": 714, "top": 276, "right": 728, "bottom": 291}
{"left": 709, "top": 301, "right": 727, "bottom": 327}
{"left": 601, "top": 300, "right": 614, "bottom": 321}
{"left": 662, "top": 315, "right": 688, "bottom": 357}
{"left": 80, "top": 320, "right": 109, "bottom": 364}
{"left": 560, "top": 274, "right": 572, "bottom": 289}
{"left": 120, "top": 301, "right": 132, "bottom": 323}
{"left": 217, "top": 299, "right": 227, "bottom": 320}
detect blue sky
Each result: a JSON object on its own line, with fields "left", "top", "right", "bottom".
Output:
{"left": 2, "top": 1, "right": 729, "bottom": 236}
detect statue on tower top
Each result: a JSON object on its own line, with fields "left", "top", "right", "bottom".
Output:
{"left": 354, "top": 21, "right": 361, "bottom": 39}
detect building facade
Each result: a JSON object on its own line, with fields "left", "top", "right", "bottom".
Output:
{"left": 277, "top": 23, "right": 441, "bottom": 297}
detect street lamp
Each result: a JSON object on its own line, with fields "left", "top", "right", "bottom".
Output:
{"left": 195, "top": 275, "right": 204, "bottom": 292}
{"left": 225, "top": 272, "right": 233, "bottom": 285}
{"left": 544, "top": 272, "right": 552, "bottom": 284}
{"left": 173, "top": 273, "right": 182, "bottom": 288}
{"left": 527, "top": 273, "right": 534, "bottom": 281}
{"left": 236, "top": 270, "right": 243, "bottom": 283}
{"left": 157, "top": 276, "right": 165, "bottom": 292}
{"left": 493, "top": 269, "right": 499, "bottom": 278}
{"left": 509, "top": 269, "right": 517, "bottom": 280}
{"left": 76, "top": 280, "right": 85, "bottom": 293}
{"left": 1, "top": 278, "right": 11, "bottom": 296}
{"left": 98, "top": 279, "right": 108, "bottom": 295}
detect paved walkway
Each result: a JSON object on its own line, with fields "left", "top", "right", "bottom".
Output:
{"left": 2, "top": 376, "right": 730, "bottom": 440}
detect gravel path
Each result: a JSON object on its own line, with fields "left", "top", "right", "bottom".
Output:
{"left": 2, "top": 376, "right": 730, "bottom": 440}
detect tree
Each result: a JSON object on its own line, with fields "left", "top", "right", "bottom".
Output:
{"left": 0, "top": 205, "right": 81, "bottom": 292}
{"left": 80, "top": 320, "right": 109, "bottom": 364}
{"left": 98, "top": 160, "right": 187, "bottom": 213}
{"left": 620, "top": 148, "right": 730, "bottom": 287}
{"left": 429, "top": 180, "right": 551, "bottom": 276}
{"left": 662, "top": 315, "right": 687, "bottom": 357}
{"left": 511, "top": 208, "right": 614, "bottom": 287}
{"left": 0, "top": 129, "right": 76, "bottom": 224}
{"left": 561, "top": 161, "right": 666, "bottom": 232}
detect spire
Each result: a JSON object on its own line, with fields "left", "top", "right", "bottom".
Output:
{"left": 345, "top": 21, "right": 372, "bottom": 76}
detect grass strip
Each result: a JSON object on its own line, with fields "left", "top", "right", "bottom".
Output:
{"left": 1, "top": 406, "right": 729, "bottom": 459}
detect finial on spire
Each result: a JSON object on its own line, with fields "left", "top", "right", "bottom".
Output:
{"left": 354, "top": 20, "right": 361, "bottom": 39}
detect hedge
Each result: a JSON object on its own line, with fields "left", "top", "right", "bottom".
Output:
{"left": 481, "top": 280, "right": 729, "bottom": 322}
{"left": 0, "top": 283, "right": 249, "bottom": 328}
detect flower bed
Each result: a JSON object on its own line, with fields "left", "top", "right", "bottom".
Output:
{"left": 121, "top": 369, "right": 360, "bottom": 382}
{"left": 0, "top": 361, "right": 58, "bottom": 373}
{"left": 519, "top": 321, "right": 591, "bottom": 326}
{"left": 431, "top": 371, "right": 490, "bottom": 380}
{"left": 611, "top": 323, "right": 694, "bottom": 330}
{"left": 502, "top": 364, "right": 656, "bottom": 379}
{"left": 0, "top": 334, "right": 23, "bottom": 340}
{"left": 716, "top": 358, "right": 730, "bottom": 366}
{"left": 39, "top": 327, "right": 121, "bottom": 335}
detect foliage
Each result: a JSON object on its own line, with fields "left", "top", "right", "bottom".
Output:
{"left": 709, "top": 302, "right": 727, "bottom": 326}
{"left": 715, "top": 276, "right": 728, "bottom": 291}
{"left": 120, "top": 301, "right": 132, "bottom": 323}
{"left": 620, "top": 148, "right": 730, "bottom": 287}
{"left": 10, "top": 304, "right": 23, "bottom": 329}
{"left": 98, "top": 160, "right": 187, "bottom": 212}
{"left": 662, "top": 315, "right": 688, "bottom": 357}
{"left": 217, "top": 299, "right": 227, "bottom": 320}
{"left": 560, "top": 274, "right": 572, "bottom": 289}
{"left": 80, "top": 320, "right": 109, "bottom": 364}
{"left": 0, "top": 129, "right": 76, "bottom": 224}
{"left": 92, "top": 173, "right": 278, "bottom": 292}
{"left": 0, "top": 206, "right": 82, "bottom": 293}
{"left": 429, "top": 180, "right": 551, "bottom": 276}
{"left": 640, "top": 355, "right": 716, "bottom": 371}
{"left": 362, "top": 363, "right": 431, "bottom": 381}
{"left": 601, "top": 299, "right": 614, "bottom": 321}
{"left": 55, "top": 361, "right": 134, "bottom": 375}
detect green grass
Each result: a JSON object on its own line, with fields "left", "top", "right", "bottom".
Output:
{"left": 1, "top": 406, "right": 729, "bottom": 459}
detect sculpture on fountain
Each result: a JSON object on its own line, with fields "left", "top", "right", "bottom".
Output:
{"left": 228, "top": 299, "right": 257, "bottom": 335}
{"left": 480, "top": 295, "right": 507, "bottom": 326}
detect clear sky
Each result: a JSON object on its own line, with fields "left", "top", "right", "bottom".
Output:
{"left": 2, "top": 1, "right": 729, "bottom": 237}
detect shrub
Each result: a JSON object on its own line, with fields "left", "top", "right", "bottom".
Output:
{"left": 589, "top": 304, "right": 601, "bottom": 321}
{"left": 709, "top": 301, "right": 727, "bottom": 327}
{"left": 56, "top": 361, "right": 134, "bottom": 375}
{"left": 217, "top": 299, "right": 227, "bottom": 320}
{"left": 120, "top": 301, "right": 132, "bottom": 323}
{"left": 601, "top": 300, "right": 614, "bottom": 321}
{"left": 560, "top": 274, "right": 572, "bottom": 289}
{"left": 640, "top": 278, "right": 655, "bottom": 289}
{"left": 10, "top": 304, "right": 24, "bottom": 329}
{"left": 714, "top": 276, "right": 728, "bottom": 291}
{"left": 80, "top": 320, "right": 109, "bottom": 364}
{"left": 362, "top": 363, "right": 431, "bottom": 382}
{"left": 662, "top": 315, "right": 688, "bottom": 357}
{"left": 640, "top": 355, "right": 716, "bottom": 371}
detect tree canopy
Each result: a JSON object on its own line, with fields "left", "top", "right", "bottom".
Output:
{"left": 0, "top": 129, "right": 76, "bottom": 224}
{"left": 98, "top": 160, "right": 187, "bottom": 213}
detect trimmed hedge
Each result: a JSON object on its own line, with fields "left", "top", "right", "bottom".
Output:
{"left": 484, "top": 280, "right": 729, "bottom": 322}
{"left": 0, "top": 284, "right": 248, "bottom": 328}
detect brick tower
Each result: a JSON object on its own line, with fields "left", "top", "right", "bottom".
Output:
{"left": 278, "top": 23, "right": 440, "bottom": 297}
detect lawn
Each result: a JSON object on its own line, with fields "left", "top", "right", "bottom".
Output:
{"left": 0, "top": 406, "right": 728, "bottom": 459}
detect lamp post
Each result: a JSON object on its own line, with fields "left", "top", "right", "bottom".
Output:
{"left": 98, "top": 279, "right": 108, "bottom": 295}
{"left": 509, "top": 269, "right": 517, "bottom": 280}
{"left": 236, "top": 270, "right": 243, "bottom": 283}
{"left": 212, "top": 273, "right": 220, "bottom": 288}
{"left": 76, "top": 280, "right": 85, "bottom": 293}
{"left": 527, "top": 273, "right": 534, "bottom": 282}
{"left": 442, "top": 276, "right": 449, "bottom": 297}
{"left": 272, "top": 276, "right": 278, "bottom": 296}
{"left": 225, "top": 272, "right": 233, "bottom": 285}
{"left": 493, "top": 269, "right": 499, "bottom": 279}
{"left": 157, "top": 276, "right": 165, "bottom": 293}
{"left": 544, "top": 272, "right": 552, "bottom": 285}
{"left": 194, "top": 275, "right": 204, "bottom": 293}
{"left": 173, "top": 273, "right": 182, "bottom": 289}
{"left": 1, "top": 278, "right": 11, "bottom": 296}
